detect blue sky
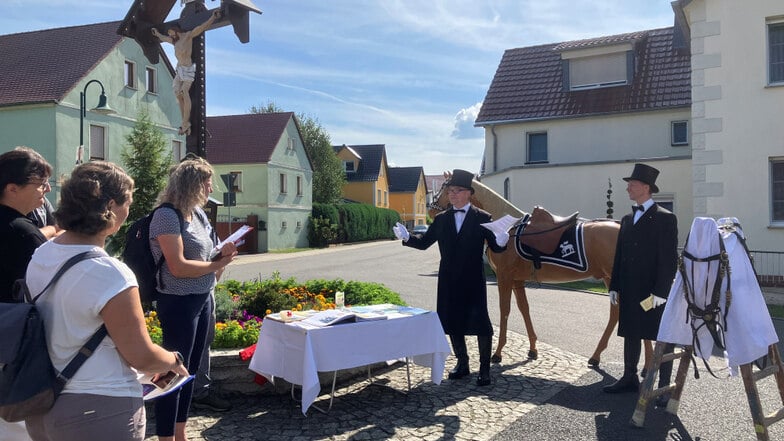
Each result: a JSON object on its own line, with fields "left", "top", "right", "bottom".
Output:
{"left": 2, "top": 0, "right": 675, "bottom": 175}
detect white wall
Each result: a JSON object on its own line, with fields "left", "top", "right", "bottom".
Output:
{"left": 481, "top": 158, "right": 693, "bottom": 245}
{"left": 686, "top": 0, "right": 784, "bottom": 252}
{"left": 484, "top": 108, "right": 691, "bottom": 173}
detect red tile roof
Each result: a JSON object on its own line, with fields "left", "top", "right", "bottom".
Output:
{"left": 0, "top": 22, "right": 124, "bottom": 107}
{"left": 205, "top": 112, "right": 297, "bottom": 164}
{"left": 476, "top": 27, "right": 690, "bottom": 125}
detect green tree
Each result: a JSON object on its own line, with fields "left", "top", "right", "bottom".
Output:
{"left": 250, "top": 102, "right": 345, "bottom": 203}
{"left": 107, "top": 111, "right": 173, "bottom": 254}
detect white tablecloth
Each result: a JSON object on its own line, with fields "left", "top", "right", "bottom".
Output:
{"left": 248, "top": 311, "right": 451, "bottom": 414}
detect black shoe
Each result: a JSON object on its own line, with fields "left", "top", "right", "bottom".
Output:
{"left": 448, "top": 366, "right": 470, "bottom": 380}
{"left": 476, "top": 373, "right": 491, "bottom": 386}
{"left": 602, "top": 374, "right": 639, "bottom": 394}
{"left": 192, "top": 392, "right": 232, "bottom": 412}
{"left": 655, "top": 394, "right": 670, "bottom": 408}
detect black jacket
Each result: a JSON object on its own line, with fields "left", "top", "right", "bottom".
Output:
{"left": 403, "top": 205, "right": 506, "bottom": 335}
{"left": 609, "top": 204, "right": 678, "bottom": 339}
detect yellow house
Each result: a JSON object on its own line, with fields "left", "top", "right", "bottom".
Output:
{"left": 388, "top": 167, "right": 428, "bottom": 228}
{"left": 333, "top": 144, "right": 390, "bottom": 208}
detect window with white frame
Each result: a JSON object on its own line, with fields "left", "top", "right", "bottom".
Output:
{"left": 89, "top": 125, "right": 105, "bottom": 160}
{"left": 146, "top": 67, "right": 157, "bottom": 94}
{"left": 769, "top": 21, "right": 784, "bottom": 85}
{"left": 124, "top": 61, "right": 136, "bottom": 88}
{"left": 343, "top": 160, "right": 355, "bottom": 173}
{"left": 279, "top": 173, "right": 287, "bottom": 194}
{"left": 171, "top": 140, "right": 183, "bottom": 161}
{"left": 671, "top": 121, "right": 689, "bottom": 146}
{"left": 568, "top": 52, "right": 629, "bottom": 90}
{"left": 287, "top": 138, "right": 295, "bottom": 151}
{"left": 296, "top": 175, "right": 303, "bottom": 196}
{"left": 772, "top": 158, "right": 784, "bottom": 222}
{"left": 526, "top": 132, "right": 548, "bottom": 163}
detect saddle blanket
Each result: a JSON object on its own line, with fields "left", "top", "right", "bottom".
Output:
{"left": 514, "top": 223, "right": 588, "bottom": 272}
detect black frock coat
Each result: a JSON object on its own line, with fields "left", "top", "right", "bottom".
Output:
{"left": 403, "top": 205, "right": 506, "bottom": 336}
{"left": 609, "top": 204, "right": 678, "bottom": 340}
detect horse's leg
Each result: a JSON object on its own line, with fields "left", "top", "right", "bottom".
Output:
{"left": 589, "top": 303, "right": 618, "bottom": 367}
{"left": 589, "top": 277, "right": 618, "bottom": 367}
{"left": 492, "top": 277, "right": 514, "bottom": 363}
{"left": 513, "top": 282, "right": 538, "bottom": 360}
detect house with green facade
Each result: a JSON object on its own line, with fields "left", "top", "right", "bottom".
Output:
{"left": 0, "top": 21, "right": 184, "bottom": 201}
{"left": 206, "top": 112, "right": 313, "bottom": 252}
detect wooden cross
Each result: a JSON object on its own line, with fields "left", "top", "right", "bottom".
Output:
{"left": 118, "top": 0, "right": 261, "bottom": 157}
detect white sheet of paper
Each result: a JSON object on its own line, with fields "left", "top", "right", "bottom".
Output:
{"left": 480, "top": 214, "right": 521, "bottom": 236}
{"left": 209, "top": 225, "right": 254, "bottom": 259}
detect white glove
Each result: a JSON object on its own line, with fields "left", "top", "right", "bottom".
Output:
{"left": 495, "top": 231, "right": 509, "bottom": 247}
{"left": 609, "top": 290, "right": 618, "bottom": 306}
{"left": 393, "top": 222, "right": 410, "bottom": 242}
{"left": 652, "top": 295, "right": 667, "bottom": 308}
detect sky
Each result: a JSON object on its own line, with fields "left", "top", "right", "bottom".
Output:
{"left": 2, "top": 0, "right": 676, "bottom": 175}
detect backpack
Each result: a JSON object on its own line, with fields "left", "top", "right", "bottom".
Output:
{"left": 0, "top": 251, "right": 107, "bottom": 422}
{"left": 122, "top": 203, "right": 184, "bottom": 304}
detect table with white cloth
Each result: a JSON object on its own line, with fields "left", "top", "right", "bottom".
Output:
{"left": 248, "top": 311, "right": 451, "bottom": 415}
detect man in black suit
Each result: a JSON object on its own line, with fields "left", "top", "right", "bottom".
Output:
{"left": 393, "top": 169, "right": 508, "bottom": 386}
{"left": 603, "top": 163, "right": 678, "bottom": 404}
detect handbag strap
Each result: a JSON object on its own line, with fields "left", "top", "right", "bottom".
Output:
{"left": 24, "top": 249, "right": 109, "bottom": 391}
{"left": 28, "top": 250, "right": 105, "bottom": 304}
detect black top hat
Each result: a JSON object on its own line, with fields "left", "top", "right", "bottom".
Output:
{"left": 623, "top": 163, "right": 660, "bottom": 193}
{"left": 446, "top": 169, "right": 475, "bottom": 192}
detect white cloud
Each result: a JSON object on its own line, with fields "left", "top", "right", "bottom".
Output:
{"left": 451, "top": 102, "right": 483, "bottom": 139}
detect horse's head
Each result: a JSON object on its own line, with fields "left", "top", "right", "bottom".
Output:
{"left": 428, "top": 171, "right": 485, "bottom": 218}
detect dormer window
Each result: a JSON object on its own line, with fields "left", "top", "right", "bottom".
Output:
{"left": 559, "top": 41, "right": 636, "bottom": 91}
{"left": 343, "top": 160, "right": 355, "bottom": 173}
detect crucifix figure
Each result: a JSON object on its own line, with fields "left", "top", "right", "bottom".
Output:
{"left": 151, "top": 9, "right": 221, "bottom": 136}
{"left": 119, "top": 0, "right": 261, "bottom": 157}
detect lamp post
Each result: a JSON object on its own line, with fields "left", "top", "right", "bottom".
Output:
{"left": 78, "top": 79, "right": 115, "bottom": 164}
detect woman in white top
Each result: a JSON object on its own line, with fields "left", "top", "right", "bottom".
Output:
{"left": 24, "top": 162, "right": 189, "bottom": 441}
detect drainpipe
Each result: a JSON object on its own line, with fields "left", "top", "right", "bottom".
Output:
{"left": 491, "top": 125, "right": 498, "bottom": 172}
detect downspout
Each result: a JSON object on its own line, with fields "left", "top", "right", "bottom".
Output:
{"left": 491, "top": 124, "right": 498, "bottom": 173}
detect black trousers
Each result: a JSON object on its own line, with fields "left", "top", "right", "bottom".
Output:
{"left": 624, "top": 337, "right": 674, "bottom": 386}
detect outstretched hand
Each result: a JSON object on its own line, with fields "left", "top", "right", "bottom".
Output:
{"left": 393, "top": 222, "right": 410, "bottom": 242}
{"left": 652, "top": 295, "right": 667, "bottom": 308}
{"left": 495, "top": 231, "right": 509, "bottom": 247}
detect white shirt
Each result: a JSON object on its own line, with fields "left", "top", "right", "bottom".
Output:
{"left": 633, "top": 199, "right": 654, "bottom": 224}
{"left": 454, "top": 203, "right": 471, "bottom": 232}
{"left": 26, "top": 241, "right": 142, "bottom": 397}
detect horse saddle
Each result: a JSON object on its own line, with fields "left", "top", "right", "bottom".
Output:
{"left": 519, "top": 206, "right": 579, "bottom": 256}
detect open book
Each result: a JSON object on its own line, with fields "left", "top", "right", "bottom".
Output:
{"left": 210, "top": 225, "right": 254, "bottom": 260}
{"left": 299, "top": 309, "right": 386, "bottom": 327}
{"left": 138, "top": 372, "right": 195, "bottom": 401}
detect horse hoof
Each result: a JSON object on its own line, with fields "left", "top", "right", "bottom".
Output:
{"left": 527, "top": 350, "right": 538, "bottom": 360}
{"left": 491, "top": 354, "right": 502, "bottom": 364}
{"left": 587, "top": 357, "right": 599, "bottom": 367}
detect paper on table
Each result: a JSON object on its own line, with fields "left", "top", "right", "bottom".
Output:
{"left": 209, "top": 225, "right": 254, "bottom": 260}
{"left": 480, "top": 214, "right": 521, "bottom": 236}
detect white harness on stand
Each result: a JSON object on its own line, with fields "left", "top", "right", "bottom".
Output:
{"left": 657, "top": 217, "right": 779, "bottom": 375}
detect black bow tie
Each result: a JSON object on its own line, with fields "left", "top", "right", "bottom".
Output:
{"left": 452, "top": 208, "right": 466, "bottom": 214}
{"left": 632, "top": 205, "right": 644, "bottom": 213}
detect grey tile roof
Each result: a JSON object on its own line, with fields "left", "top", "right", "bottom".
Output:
{"left": 476, "top": 27, "right": 690, "bottom": 125}
{"left": 206, "top": 112, "right": 296, "bottom": 164}
{"left": 335, "top": 144, "right": 386, "bottom": 182}
{"left": 388, "top": 167, "right": 425, "bottom": 193}
{"left": 0, "top": 22, "right": 124, "bottom": 107}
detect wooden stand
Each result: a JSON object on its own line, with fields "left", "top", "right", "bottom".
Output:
{"left": 631, "top": 342, "right": 784, "bottom": 441}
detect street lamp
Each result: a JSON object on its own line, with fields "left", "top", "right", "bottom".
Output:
{"left": 78, "top": 79, "right": 115, "bottom": 164}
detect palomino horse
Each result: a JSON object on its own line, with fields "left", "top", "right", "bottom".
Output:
{"left": 431, "top": 175, "right": 651, "bottom": 368}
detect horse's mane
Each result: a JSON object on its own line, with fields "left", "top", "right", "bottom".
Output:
{"left": 470, "top": 179, "right": 526, "bottom": 218}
